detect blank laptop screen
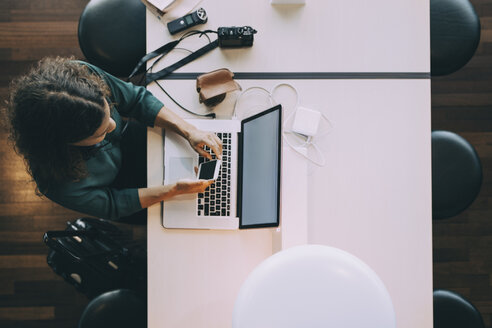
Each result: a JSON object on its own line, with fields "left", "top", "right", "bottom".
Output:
{"left": 239, "top": 105, "right": 281, "bottom": 228}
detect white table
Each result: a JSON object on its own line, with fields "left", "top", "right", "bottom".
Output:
{"left": 146, "top": 1, "right": 432, "bottom": 327}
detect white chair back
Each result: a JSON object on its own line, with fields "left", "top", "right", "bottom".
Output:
{"left": 232, "top": 244, "right": 396, "bottom": 328}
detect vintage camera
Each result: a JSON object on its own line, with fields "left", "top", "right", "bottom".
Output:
{"left": 217, "top": 26, "right": 257, "bottom": 48}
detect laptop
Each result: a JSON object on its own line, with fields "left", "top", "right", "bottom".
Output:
{"left": 162, "top": 104, "right": 282, "bottom": 230}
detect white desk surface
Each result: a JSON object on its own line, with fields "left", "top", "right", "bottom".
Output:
{"left": 146, "top": 0, "right": 429, "bottom": 73}
{"left": 146, "top": 2, "right": 432, "bottom": 328}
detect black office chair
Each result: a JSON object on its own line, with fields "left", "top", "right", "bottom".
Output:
{"left": 112, "top": 120, "right": 148, "bottom": 224}
{"left": 78, "top": 0, "right": 146, "bottom": 77}
{"left": 432, "top": 130, "right": 482, "bottom": 220}
{"left": 430, "top": 0, "right": 481, "bottom": 76}
{"left": 434, "top": 290, "right": 485, "bottom": 328}
{"left": 78, "top": 289, "right": 147, "bottom": 328}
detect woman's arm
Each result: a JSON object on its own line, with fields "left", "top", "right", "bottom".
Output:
{"left": 83, "top": 64, "right": 223, "bottom": 159}
{"left": 44, "top": 179, "right": 214, "bottom": 221}
{"left": 154, "top": 106, "right": 223, "bottom": 160}
{"left": 140, "top": 108, "right": 222, "bottom": 209}
{"left": 138, "top": 179, "right": 214, "bottom": 209}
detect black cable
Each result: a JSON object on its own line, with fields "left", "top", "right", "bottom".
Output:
{"left": 154, "top": 80, "right": 215, "bottom": 119}
{"left": 152, "top": 30, "right": 217, "bottom": 118}
{"left": 174, "top": 48, "right": 194, "bottom": 54}
{"left": 159, "top": 30, "right": 214, "bottom": 72}
{"left": 180, "top": 29, "right": 216, "bottom": 42}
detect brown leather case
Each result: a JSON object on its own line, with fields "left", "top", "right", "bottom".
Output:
{"left": 196, "top": 68, "right": 241, "bottom": 105}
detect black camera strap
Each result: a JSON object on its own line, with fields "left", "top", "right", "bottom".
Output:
{"left": 145, "top": 39, "right": 218, "bottom": 84}
{"left": 129, "top": 31, "right": 219, "bottom": 85}
{"left": 128, "top": 39, "right": 181, "bottom": 79}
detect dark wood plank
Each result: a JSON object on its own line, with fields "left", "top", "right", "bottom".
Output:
{"left": 0, "top": 307, "right": 55, "bottom": 321}
{"left": 0, "top": 281, "right": 87, "bottom": 307}
{"left": 0, "top": 0, "right": 88, "bottom": 22}
{"left": 0, "top": 319, "right": 80, "bottom": 328}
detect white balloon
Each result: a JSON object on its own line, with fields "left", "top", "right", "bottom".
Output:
{"left": 232, "top": 244, "right": 396, "bottom": 328}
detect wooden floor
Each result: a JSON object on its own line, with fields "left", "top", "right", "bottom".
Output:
{"left": 432, "top": 1, "right": 492, "bottom": 327}
{"left": 1, "top": 0, "right": 492, "bottom": 327}
{"left": 0, "top": 1, "right": 145, "bottom": 327}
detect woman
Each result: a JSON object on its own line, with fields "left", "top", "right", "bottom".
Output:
{"left": 6, "top": 57, "right": 221, "bottom": 223}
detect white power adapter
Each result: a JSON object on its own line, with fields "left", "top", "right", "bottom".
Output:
{"left": 291, "top": 106, "right": 321, "bottom": 137}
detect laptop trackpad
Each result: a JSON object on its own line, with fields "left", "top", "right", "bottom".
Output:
{"left": 168, "top": 157, "right": 195, "bottom": 183}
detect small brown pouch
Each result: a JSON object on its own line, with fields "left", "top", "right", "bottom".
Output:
{"left": 196, "top": 68, "right": 241, "bottom": 107}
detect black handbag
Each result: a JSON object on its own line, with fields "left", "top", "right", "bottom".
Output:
{"left": 44, "top": 218, "right": 146, "bottom": 299}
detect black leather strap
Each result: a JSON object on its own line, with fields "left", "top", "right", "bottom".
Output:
{"left": 145, "top": 39, "right": 219, "bottom": 84}
{"left": 128, "top": 31, "right": 219, "bottom": 85}
{"left": 128, "top": 39, "right": 181, "bottom": 79}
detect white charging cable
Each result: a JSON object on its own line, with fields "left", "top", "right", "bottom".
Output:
{"left": 232, "top": 86, "right": 275, "bottom": 119}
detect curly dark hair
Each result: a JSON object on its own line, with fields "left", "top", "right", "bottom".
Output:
{"left": 5, "top": 57, "right": 111, "bottom": 194}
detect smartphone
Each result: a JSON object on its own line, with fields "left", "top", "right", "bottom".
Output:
{"left": 197, "top": 160, "right": 221, "bottom": 180}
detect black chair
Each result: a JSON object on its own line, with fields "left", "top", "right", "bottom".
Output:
{"left": 78, "top": 0, "right": 146, "bottom": 77}
{"left": 431, "top": 0, "right": 481, "bottom": 76}
{"left": 432, "top": 130, "right": 482, "bottom": 220}
{"left": 434, "top": 290, "right": 485, "bottom": 328}
{"left": 113, "top": 120, "right": 148, "bottom": 225}
{"left": 78, "top": 289, "right": 147, "bottom": 328}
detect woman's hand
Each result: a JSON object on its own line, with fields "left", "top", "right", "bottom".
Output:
{"left": 187, "top": 129, "right": 223, "bottom": 160}
{"left": 174, "top": 179, "right": 214, "bottom": 195}
{"left": 138, "top": 179, "right": 214, "bottom": 209}
{"left": 153, "top": 107, "right": 223, "bottom": 159}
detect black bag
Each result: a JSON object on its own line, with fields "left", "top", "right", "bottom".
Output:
{"left": 44, "top": 218, "right": 146, "bottom": 299}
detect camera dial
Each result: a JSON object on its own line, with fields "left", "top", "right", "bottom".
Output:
{"left": 197, "top": 8, "right": 207, "bottom": 21}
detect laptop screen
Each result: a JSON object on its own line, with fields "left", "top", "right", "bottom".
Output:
{"left": 238, "top": 105, "right": 282, "bottom": 229}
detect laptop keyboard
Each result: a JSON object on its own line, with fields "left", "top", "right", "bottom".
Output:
{"left": 197, "top": 132, "right": 232, "bottom": 217}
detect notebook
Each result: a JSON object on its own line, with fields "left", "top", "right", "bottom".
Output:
{"left": 162, "top": 104, "right": 282, "bottom": 230}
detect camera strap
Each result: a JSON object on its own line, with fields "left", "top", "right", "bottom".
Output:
{"left": 128, "top": 33, "right": 219, "bottom": 85}
{"left": 146, "top": 40, "right": 218, "bottom": 84}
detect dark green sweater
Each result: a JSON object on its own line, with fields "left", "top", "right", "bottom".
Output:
{"left": 41, "top": 62, "right": 163, "bottom": 220}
